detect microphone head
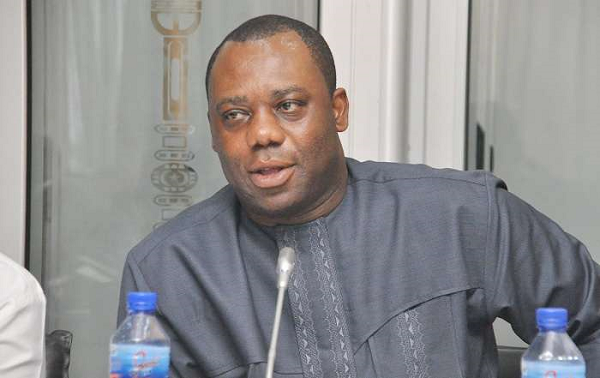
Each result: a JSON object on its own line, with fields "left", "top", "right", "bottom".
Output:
{"left": 276, "top": 247, "right": 296, "bottom": 288}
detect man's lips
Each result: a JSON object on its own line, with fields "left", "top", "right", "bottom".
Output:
{"left": 248, "top": 164, "right": 295, "bottom": 189}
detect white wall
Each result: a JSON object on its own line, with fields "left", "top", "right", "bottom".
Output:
{"left": 320, "top": 0, "right": 407, "bottom": 162}
{"left": 421, "top": 0, "right": 468, "bottom": 169}
{"left": 0, "top": 0, "right": 27, "bottom": 266}
{"left": 320, "top": 0, "right": 468, "bottom": 169}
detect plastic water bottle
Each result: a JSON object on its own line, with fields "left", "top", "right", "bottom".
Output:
{"left": 110, "top": 292, "right": 170, "bottom": 377}
{"left": 521, "top": 307, "right": 586, "bottom": 377}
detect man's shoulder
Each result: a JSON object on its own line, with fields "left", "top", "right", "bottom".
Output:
{"left": 127, "top": 185, "right": 238, "bottom": 264}
{"left": 347, "top": 158, "right": 499, "bottom": 189}
{"left": 0, "top": 253, "right": 45, "bottom": 307}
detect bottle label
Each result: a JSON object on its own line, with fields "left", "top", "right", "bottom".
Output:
{"left": 109, "top": 344, "right": 170, "bottom": 378}
{"left": 522, "top": 361, "right": 585, "bottom": 378}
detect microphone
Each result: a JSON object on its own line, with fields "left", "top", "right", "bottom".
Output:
{"left": 276, "top": 247, "right": 296, "bottom": 289}
{"left": 265, "top": 247, "right": 296, "bottom": 378}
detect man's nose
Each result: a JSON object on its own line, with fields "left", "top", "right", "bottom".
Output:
{"left": 246, "top": 108, "right": 285, "bottom": 148}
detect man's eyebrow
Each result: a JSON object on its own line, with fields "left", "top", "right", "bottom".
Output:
{"left": 271, "top": 86, "right": 309, "bottom": 99}
{"left": 215, "top": 96, "right": 248, "bottom": 111}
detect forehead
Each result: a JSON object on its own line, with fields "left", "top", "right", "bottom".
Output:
{"left": 209, "top": 31, "right": 327, "bottom": 100}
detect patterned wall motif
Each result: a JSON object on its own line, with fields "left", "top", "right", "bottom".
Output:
{"left": 150, "top": 0, "right": 202, "bottom": 228}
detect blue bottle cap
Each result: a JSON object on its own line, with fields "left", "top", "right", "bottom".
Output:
{"left": 536, "top": 307, "right": 568, "bottom": 330}
{"left": 127, "top": 292, "right": 157, "bottom": 312}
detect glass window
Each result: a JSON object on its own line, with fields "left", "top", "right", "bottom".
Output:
{"left": 29, "top": 1, "right": 317, "bottom": 376}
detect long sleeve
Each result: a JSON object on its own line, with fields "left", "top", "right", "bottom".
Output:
{"left": 117, "top": 255, "right": 146, "bottom": 325}
{"left": 483, "top": 174, "right": 600, "bottom": 375}
{"left": 0, "top": 254, "right": 47, "bottom": 378}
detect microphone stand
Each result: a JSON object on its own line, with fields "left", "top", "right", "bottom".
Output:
{"left": 265, "top": 247, "right": 296, "bottom": 378}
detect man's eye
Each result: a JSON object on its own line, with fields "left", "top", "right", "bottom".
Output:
{"left": 278, "top": 101, "right": 301, "bottom": 112}
{"left": 223, "top": 110, "right": 247, "bottom": 121}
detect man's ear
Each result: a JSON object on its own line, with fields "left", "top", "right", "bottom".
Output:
{"left": 332, "top": 88, "right": 349, "bottom": 132}
{"left": 207, "top": 111, "right": 218, "bottom": 152}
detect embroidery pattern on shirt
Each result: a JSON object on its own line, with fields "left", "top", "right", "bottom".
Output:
{"left": 397, "top": 309, "right": 430, "bottom": 378}
{"left": 310, "top": 220, "right": 357, "bottom": 378}
{"left": 277, "top": 228, "right": 323, "bottom": 378}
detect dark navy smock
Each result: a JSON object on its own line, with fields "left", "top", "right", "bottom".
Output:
{"left": 119, "top": 159, "right": 600, "bottom": 377}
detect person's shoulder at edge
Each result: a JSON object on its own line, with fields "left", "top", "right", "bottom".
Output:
{"left": 346, "top": 157, "right": 506, "bottom": 190}
{"left": 126, "top": 184, "right": 237, "bottom": 265}
{"left": 0, "top": 252, "right": 45, "bottom": 307}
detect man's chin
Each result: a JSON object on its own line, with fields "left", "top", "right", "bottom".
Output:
{"left": 243, "top": 197, "right": 308, "bottom": 226}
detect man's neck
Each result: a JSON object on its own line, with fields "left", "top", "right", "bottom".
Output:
{"left": 247, "top": 168, "right": 348, "bottom": 227}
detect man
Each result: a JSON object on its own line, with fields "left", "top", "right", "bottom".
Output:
{"left": 119, "top": 15, "right": 600, "bottom": 377}
{"left": 0, "top": 252, "right": 46, "bottom": 378}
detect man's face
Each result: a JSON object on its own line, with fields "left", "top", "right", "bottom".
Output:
{"left": 208, "top": 31, "right": 349, "bottom": 225}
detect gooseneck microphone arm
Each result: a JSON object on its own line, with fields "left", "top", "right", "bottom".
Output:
{"left": 266, "top": 288, "right": 286, "bottom": 377}
{"left": 265, "top": 247, "right": 296, "bottom": 378}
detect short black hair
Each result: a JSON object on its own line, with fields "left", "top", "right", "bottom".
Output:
{"left": 205, "top": 14, "right": 337, "bottom": 100}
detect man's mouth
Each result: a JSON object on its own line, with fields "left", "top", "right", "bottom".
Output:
{"left": 249, "top": 165, "right": 294, "bottom": 189}
{"left": 256, "top": 167, "right": 283, "bottom": 175}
